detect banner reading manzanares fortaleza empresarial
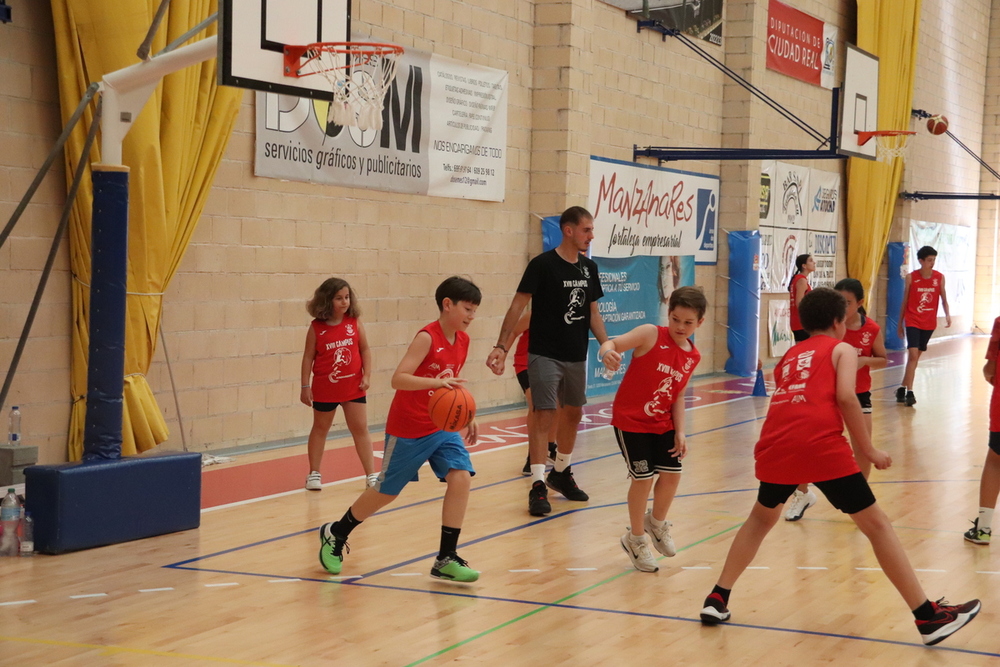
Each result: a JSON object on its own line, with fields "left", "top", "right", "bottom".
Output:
{"left": 255, "top": 45, "right": 508, "bottom": 202}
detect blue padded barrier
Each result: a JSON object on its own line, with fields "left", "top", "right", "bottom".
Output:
{"left": 23, "top": 451, "right": 201, "bottom": 554}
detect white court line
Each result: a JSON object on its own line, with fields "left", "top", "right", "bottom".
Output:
{"left": 328, "top": 575, "right": 361, "bottom": 580}
{"left": 976, "top": 571, "right": 1000, "bottom": 575}
{"left": 139, "top": 587, "right": 174, "bottom": 593}
{"left": 746, "top": 566, "right": 769, "bottom": 570}
{"left": 508, "top": 569, "right": 540, "bottom": 573}
{"left": 69, "top": 593, "right": 108, "bottom": 599}
{"left": 566, "top": 568, "right": 597, "bottom": 571}
{"left": 205, "top": 582, "right": 239, "bottom": 588}
{"left": 797, "top": 567, "right": 828, "bottom": 570}
{"left": 389, "top": 573, "right": 422, "bottom": 577}
{"left": 268, "top": 578, "right": 301, "bottom": 583}
{"left": 0, "top": 599, "right": 36, "bottom": 607}
{"left": 914, "top": 569, "right": 947, "bottom": 573}
{"left": 855, "top": 567, "right": 882, "bottom": 571}
{"left": 682, "top": 566, "right": 712, "bottom": 570}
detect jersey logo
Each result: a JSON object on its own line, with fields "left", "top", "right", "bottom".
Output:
{"left": 428, "top": 363, "right": 441, "bottom": 371}
{"left": 791, "top": 395, "right": 807, "bottom": 404}
{"left": 659, "top": 345, "right": 671, "bottom": 350}
{"left": 917, "top": 291, "right": 935, "bottom": 313}
{"left": 319, "top": 330, "right": 327, "bottom": 336}
{"left": 644, "top": 376, "right": 676, "bottom": 418}
{"left": 327, "top": 348, "right": 355, "bottom": 383}
{"left": 345, "top": 324, "right": 356, "bottom": 335}
{"left": 581, "top": 264, "right": 590, "bottom": 279}
{"left": 860, "top": 332, "right": 872, "bottom": 346}
{"left": 564, "top": 288, "right": 587, "bottom": 325}
{"left": 436, "top": 347, "right": 445, "bottom": 353}
{"left": 682, "top": 357, "right": 695, "bottom": 373}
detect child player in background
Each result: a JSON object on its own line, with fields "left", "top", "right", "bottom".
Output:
{"left": 964, "top": 314, "right": 1000, "bottom": 546}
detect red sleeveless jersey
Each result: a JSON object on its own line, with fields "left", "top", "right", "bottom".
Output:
{"left": 841, "top": 315, "right": 880, "bottom": 394}
{"left": 611, "top": 327, "right": 701, "bottom": 434}
{"left": 310, "top": 317, "right": 364, "bottom": 403}
{"left": 904, "top": 270, "right": 943, "bottom": 330}
{"left": 754, "top": 335, "right": 860, "bottom": 484}
{"left": 789, "top": 274, "right": 811, "bottom": 331}
{"left": 385, "top": 321, "right": 469, "bottom": 439}
{"left": 513, "top": 330, "right": 529, "bottom": 374}
{"left": 988, "top": 317, "right": 1000, "bottom": 432}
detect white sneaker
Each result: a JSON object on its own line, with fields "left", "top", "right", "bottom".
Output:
{"left": 620, "top": 532, "right": 659, "bottom": 572}
{"left": 305, "top": 471, "right": 322, "bottom": 491}
{"left": 643, "top": 510, "right": 676, "bottom": 557}
{"left": 366, "top": 473, "right": 380, "bottom": 489}
{"left": 784, "top": 488, "right": 817, "bottom": 521}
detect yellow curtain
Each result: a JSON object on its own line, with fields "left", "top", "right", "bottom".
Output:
{"left": 846, "top": 0, "right": 922, "bottom": 301}
{"left": 50, "top": 0, "right": 242, "bottom": 460}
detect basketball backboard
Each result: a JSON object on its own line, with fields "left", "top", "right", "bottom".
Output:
{"left": 219, "top": 0, "right": 351, "bottom": 100}
{"left": 838, "top": 44, "right": 880, "bottom": 160}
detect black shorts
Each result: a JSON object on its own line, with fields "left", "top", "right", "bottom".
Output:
{"left": 857, "top": 391, "right": 872, "bottom": 414}
{"left": 613, "top": 427, "right": 682, "bottom": 480}
{"left": 757, "top": 472, "right": 876, "bottom": 515}
{"left": 516, "top": 370, "right": 530, "bottom": 393}
{"left": 313, "top": 396, "right": 366, "bottom": 413}
{"left": 905, "top": 327, "right": 934, "bottom": 351}
{"left": 792, "top": 329, "right": 810, "bottom": 343}
{"left": 990, "top": 432, "right": 1000, "bottom": 455}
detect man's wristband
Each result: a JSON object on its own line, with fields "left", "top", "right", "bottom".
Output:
{"left": 493, "top": 344, "right": 507, "bottom": 353}
{"left": 301, "top": 385, "right": 310, "bottom": 388}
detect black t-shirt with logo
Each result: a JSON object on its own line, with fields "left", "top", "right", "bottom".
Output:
{"left": 516, "top": 249, "right": 604, "bottom": 362}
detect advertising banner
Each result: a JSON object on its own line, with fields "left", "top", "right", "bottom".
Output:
{"left": 255, "top": 47, "right": 508, "bottom": 202}
{"left": 768, "top": 299, "right": 794, "bottom": 358}
{"left": 766, "top": 0, "right": 837, "bottom": 89}
{"left": 589, "top": 156, "right": 718, "bottom": 264}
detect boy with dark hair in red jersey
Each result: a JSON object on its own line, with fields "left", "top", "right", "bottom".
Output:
{"left": 599, "top": 286, "right": 705, "bottom": 572}
{"left": 700, "top": 288, "right": 980, "bottom": 646}
{"left": 897, "top": 245, "right": 950, "bottom": 407}
{"left": 318, "top": 276, "right": 482, "bottom": 583}
{"left": 964, "top": 315, "right": 1000, "bottom": 545}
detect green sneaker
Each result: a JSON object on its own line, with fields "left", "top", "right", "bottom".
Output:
{"left": 964, "top": 518, "right": 992, "bottom": 545}
{"left": 430, "top": 553, "right": 480, "bottom": 582}
{"left": 318, "top": 523, "right": 349, "bottom": 574}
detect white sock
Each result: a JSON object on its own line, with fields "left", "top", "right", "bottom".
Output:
{"left": 649, "top": 514, "right": 667, "bottom": 529}
{"left": 979, "top": 507, "right": 995, "bottom": 532}
{"left": 554, "top": 451, "right": 571, "bottom": 473}
{"left": 530, "top": 464, "right": 546, "bottom": 483}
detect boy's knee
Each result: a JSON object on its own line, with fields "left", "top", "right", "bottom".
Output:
{"left": 445, "top": 469, "right": 472, "bottom": 484}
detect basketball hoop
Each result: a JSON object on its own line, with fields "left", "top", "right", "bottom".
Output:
{"left": 856, "top": 130, "right": 916, "bottom": 164}
{"left": 284, "top": 42, "right": 403, "bottom": 131}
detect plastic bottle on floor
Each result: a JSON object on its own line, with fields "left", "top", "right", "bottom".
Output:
{"left": 7, "top": 405, "right": 20, "bottom": 446}
{"left": 19, "top": 509, "right": 33, "bottom": 557}
{"left": 0, "top": 488, "right": 21, "bottom": 557}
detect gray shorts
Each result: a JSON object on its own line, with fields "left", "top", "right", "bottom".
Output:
{"left": 527, "top": 354, "right": 587, "bottom": 410}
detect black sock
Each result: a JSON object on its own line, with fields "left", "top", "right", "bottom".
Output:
{"left": 711, "top": 585, "right": 731, "bottom": 605}
{"left": 912, "top": 599, "right": 935, "bottom": 621}
{"left": 439, "top": 526, "right": 461, "bottom": 559}
{"left": 331, "top": 508, "right": 362, "bottom": 537}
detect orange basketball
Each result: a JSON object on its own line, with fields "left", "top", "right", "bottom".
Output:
{"left": 428, "top": 385, "right": 476, "bottom": 432}
{"left": 927, "top": 114, "right": 949, "bottom": 135}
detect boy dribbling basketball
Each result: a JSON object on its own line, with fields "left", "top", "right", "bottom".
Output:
{"left": 318, "top": 277, "right": 482, "bottom": 582}
{"left": 599, "top": 286, "right": 705, "bottom": 572}
{"left": 700, "top": 288, "right": 980, "bottom": 646}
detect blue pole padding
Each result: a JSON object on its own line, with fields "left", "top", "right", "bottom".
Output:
{"left": 724, "top": 230, "right": 761, "bottom": 377}
{"left": 83, "top": 165, "right": 130, "bottom": 461}
{"left": 885, "top": 242, "right": 907, "bottom": 350}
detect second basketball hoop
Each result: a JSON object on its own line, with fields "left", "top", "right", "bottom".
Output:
{"left": 284, "top": 41, "right": 403, "bottom": 131}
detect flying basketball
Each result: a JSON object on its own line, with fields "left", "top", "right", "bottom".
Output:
{"left": 927, "top": 114, "right": 949, "bottom": 135}
{"left": 428, "top": 385, "right": 476, "bottom": 432}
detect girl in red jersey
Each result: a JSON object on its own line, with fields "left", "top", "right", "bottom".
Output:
{"left": 789, "top": 254, "right": 815, "bottom": 343}
{"left": 599, "top": 287, "right": 705, "bottom": 573}
{"left": 699, "top": 288, "right": 980, "bottom": 647}
{"left": 300, "top": 278, "right": 376, "bottom": 491}
{"left": 896, "top": 246, "right": 950, "bottom": 407}
{"left": 836, "top": 278, "right": 887, "bottom": 478}
{"left": 964, "top": 315, "right": 1000, "bottom": 545}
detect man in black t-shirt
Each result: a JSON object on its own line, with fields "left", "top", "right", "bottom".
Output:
{"left": 487, "top": 206, "right": 609, "bottom": 516}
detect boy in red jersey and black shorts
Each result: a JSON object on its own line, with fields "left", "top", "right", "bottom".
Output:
{"left": 599, "top": 287, "right": 705, "bottom": 572}
{"left": 700, "top": 288, "right": 980, "bottom": 647}
{"left": 964, "top": 315, "right": 1000, "bottom": 545}
{"left": 897, "top": 246, "right": 950, "bottom": 407}
{"left": 318, "top": 277, "right": 482, "bottom": 583}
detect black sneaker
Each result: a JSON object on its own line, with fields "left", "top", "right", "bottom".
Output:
{"left": 528, "top": 480, "right": 551, "bottom": 516}
{"left": 905, "top": 391, "right": 917, "bottom": 407}
{"left": 547, "top": 442, "right": 558, "bottom": 465}
{"left": 915, "top": 598, "right": 981, "bottom": 645}
{"left": 521, "top": 455, "right": 531, "bottom": 476}
{"left": 700, "top": 592, "right": 731, "bottom": 625}
{"left": 546, "top": 467, "right": 589, "bottom": 501}
{"left": 896, "top": 386, "right": 906, "bottom": 403}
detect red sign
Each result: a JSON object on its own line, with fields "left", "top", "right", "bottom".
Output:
{"left": 766, "top": 0, "right": 825, "bottom": 86}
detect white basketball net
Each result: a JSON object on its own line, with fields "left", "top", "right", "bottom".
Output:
{"left": 300, "top": 43, "right": 402, "bottom": 131}
{"left": 874, "top": 133, "right": 912, "bottom": 164}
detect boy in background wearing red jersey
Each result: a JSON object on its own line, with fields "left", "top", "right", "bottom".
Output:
{"left": 897, "top": 246, "right": 950, "bottom": 407}
{"left": 318, "top": 277, "right": 482, "bottom": 583}
{"left": 700, "top": 288, "right": 979, "bottom": 646}
{"left": 964, "top": 315, "right": 1000, "bottom": 545}
{"left": 599, "top": 287, "right": 705, "bottom": 572}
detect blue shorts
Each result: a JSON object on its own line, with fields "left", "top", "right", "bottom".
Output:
{"left": 374, "top": 430, "right": 475, "bottom": 496}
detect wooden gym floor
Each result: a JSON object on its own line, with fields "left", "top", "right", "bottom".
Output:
{"left": 1, "top": 335, "right": 997, "bottom": 665}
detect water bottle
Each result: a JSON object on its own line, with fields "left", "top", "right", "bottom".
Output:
{"left": 7, "top": 405, "right": 20, "bottom": 446}
{"left": 0, "top": 488, "right": 21, "bottom": 557}
{"left": 19, "top": 510, "right": 33, "bottom": 557}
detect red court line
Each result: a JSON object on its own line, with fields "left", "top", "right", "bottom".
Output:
{"left": 200, "top": 375, "right": 767, "bottom": 508}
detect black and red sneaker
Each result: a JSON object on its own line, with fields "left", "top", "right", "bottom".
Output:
{"left": 700, "top": 592, "right": 731, "bottom": 625}
{"left": 916, "top": 598, "right": 981, "bottom": 645}
{"left": 546, "top": 466, "right": 589, "bottom": 501}
{"left": 528, "top": 480, "right": 551, "bottom": 516}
